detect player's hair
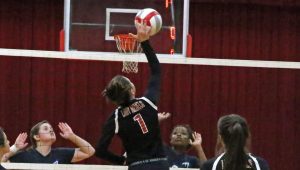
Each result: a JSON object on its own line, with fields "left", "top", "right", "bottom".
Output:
{"left": 0, "top": 127, "right": 5, "bottom": 147}
{"left": 171, "top": 124, "right": 194, "bottom": 149}
{"left": 218, "top": 114, "right": 249, "bottom": 170}
{"left": 102, "top": 75, "right": 133, "bottom": 105}
{"left": 30, "top": 120, "right": 50, "bottom": 148}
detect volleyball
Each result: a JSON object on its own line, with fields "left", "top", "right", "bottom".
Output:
{"left": 135, "top": 8, "right": 162, "bottom": 36}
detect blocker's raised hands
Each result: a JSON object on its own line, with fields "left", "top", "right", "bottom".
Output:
{"left": 14, "top": 132, "right": 28, "bottom": 150}
{"left": 158, "top": 112, "right": 171, "bottom": 122}
{"left": 58, "top": 122, "right": 75, "bottom": 140}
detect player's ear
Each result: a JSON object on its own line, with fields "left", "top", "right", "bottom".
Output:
{"left": 218, "top": 134, "right": 225, "bottom": 146}
{"left": 130, "top": 84, "right": 136, "bottom": 96}
{"left": 34, "top": 134, "right": 40, "bottom": 141}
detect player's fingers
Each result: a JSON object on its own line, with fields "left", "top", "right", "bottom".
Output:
{"left": 64, "top": 123, "right": 71, "bottom": 129}
{"left": 20, "top": 133, "right": 27, "bottom": 141}
{"left": 142, "top": 20, "right": 147, "bottom": 26}
{"left": 59, "top": 132, "right": 64, "bottom": 137}
{"left": 192, "top": 132, "right": 196, "bottom": 140}
{"left": 146, "top": 26, "right": 151, "bottom": 35}
{"left": 137, "top": 23, "right": 143, "bottom": 32}
{"left": 60, "top": 122, "right": 67, "bottom": 128}
{"left": 58, "top": 123, "right": 65, "bottom": 131}
{"left": 129, "top": 33, "right": 137, "bottom": 39}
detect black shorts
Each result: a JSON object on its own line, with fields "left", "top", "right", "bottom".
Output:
{"left": 128, "top": 158, "right": 169, "bottom": 170}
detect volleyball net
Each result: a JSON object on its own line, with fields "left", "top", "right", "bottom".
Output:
{"left": 1, "top": 163, "right": 198, "bottom": 170}
{"left": 0, "top": 48, "right": 299, "bottom": 69}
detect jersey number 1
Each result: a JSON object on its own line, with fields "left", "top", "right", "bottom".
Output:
{"left": 133, "top": 114, "right": 149, "bottom": 134}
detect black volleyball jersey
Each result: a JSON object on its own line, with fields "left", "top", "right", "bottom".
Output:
{"left": 99, "top": 97, "right": 165, "bottom": 165}
{"left": 201, "top": 153, "right": 270, "bottom": 170}
{"left": 0, "top": 164, "right": 5, "bottom": 170}
{"left": 96, "top": 40, "right": 165, "bottom": 165}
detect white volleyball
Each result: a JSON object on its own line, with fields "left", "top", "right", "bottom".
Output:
{"left": 135, "top": 8, "right": 162, "bottom": 36}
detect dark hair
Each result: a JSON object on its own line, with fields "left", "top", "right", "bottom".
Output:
{"left": 30, "top": 120, "right": 50, "bottom": 148}
{"left": 172, "top": 124, "right": 194, "bottom": 149}
{"left": 0, "top": 127, "right": 5, "bottom": 147}
{"left": 218, "top": 114, "right": 249, "bottom": 170}
{"left": 102, "top": 75, "right": 133, "bottom": 105}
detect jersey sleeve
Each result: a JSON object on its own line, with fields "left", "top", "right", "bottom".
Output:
{"left": 141, "top": 40, "right": 161, "bottom": 104}
{"left": 95, "top": 114, "right": 126, "bottom": 165}
{"left": 201, "top": 159, "right": 215, "bottom": 170}
{"left": 257, "top": 157, "right": 270, "bottom": 170}
{"left": 54, "top": 147, "right": 75, "bottom": 164}
{"left": 192, "top": 156, "right": 201, "bottom": 168}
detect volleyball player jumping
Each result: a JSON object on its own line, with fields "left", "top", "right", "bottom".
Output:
{"left": 95, "top": 24, "right": 169, "bottom": 170}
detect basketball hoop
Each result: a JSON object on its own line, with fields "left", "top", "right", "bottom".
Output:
{"left": 114, "top": 34, "right": 142, "bottom": 73}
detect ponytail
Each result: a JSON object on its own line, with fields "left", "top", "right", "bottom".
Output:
{"left": 218, "top": 114, "right": 249, "bottom": 170}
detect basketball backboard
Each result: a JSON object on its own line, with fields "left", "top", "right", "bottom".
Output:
{"left": 64, "top": 0, "right": 190, "bottom": 57}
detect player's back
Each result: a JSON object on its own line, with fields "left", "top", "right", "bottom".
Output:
{"left": 116, "top": 97, "right": 165, "bottom": 164}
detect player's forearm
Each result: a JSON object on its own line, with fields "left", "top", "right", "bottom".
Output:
{"left": 194, "top": 145, "right": 207, "bottom": 162}
{"left": 141, "top": 40, "right": 160, "bottom": 75}
{"left": 68, "top": 134, "right": 95, "bottom": 156}
{"left": 142, "top": 40, "right": 161, "bottom": 103}
{"left": 2, "top": 151, "right": 15, "bottom": 162}
{"left": 2, "top": 145, "right": 21, "bottom": 161}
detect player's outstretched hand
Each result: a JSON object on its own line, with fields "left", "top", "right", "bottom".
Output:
{"left": 189, "top": 132, "right": 203, "bottom": 148}
{"left": 1, "top": 132, "right": 28, "bottom": 162}
{"left": 58, "top": 122, "right": 75, "bottom": 140}
{"left": 129, "top": 22, "right": 151, "bottom": 42}
{"left": 158, "top": 112, "right": 171, "bottom": 122}
{"left": 14, "top": 132, "right": 28, "bottom": 150}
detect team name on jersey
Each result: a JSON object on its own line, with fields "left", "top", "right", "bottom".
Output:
{"left": 121, "top": 101, "right": 145, "bottom": 117}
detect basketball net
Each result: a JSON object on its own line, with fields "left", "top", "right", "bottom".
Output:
{"left": 114, "top": 34, "right": 142, "bottom": 73}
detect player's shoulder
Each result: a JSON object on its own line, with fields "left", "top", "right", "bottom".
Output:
{"left": 0, "top": 164, "right": 6, "bottom": 170}
{"left": 137, "top": 97, "right": 157, "bottom": 110}
{"left": 105, "top": 109, "right": 118, "bottom": 121}
{"left": 250, "top": 154, "right": 270, "bottom": 170}
{"left": 52, "top": 147, "right": 75, "bottom": 158}
{"left": 10, "top": 148, "right": 33, "bottom": 162}
{"left": 18, "top": 148, "right": 35, "bottom": 156}
{"left": 201, "top": 157, "right": 217, "bottom": 170}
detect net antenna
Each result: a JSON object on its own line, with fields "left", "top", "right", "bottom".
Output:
{"left": 114, "top": 34, "right": 142, "bottom": 73}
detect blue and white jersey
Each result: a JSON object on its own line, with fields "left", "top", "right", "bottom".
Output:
{"left": 201, "top": 153, "right": 269, "bottom": 170}
{"left": 164, "top": 145, "right": 201, "bottom": 168}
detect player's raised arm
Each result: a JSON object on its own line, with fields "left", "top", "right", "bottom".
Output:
{"left": 129, "top": 23, "right": 161, "bottom": 104}
{"left": 58, "top": 122, "right": 95, "bottom": 163}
